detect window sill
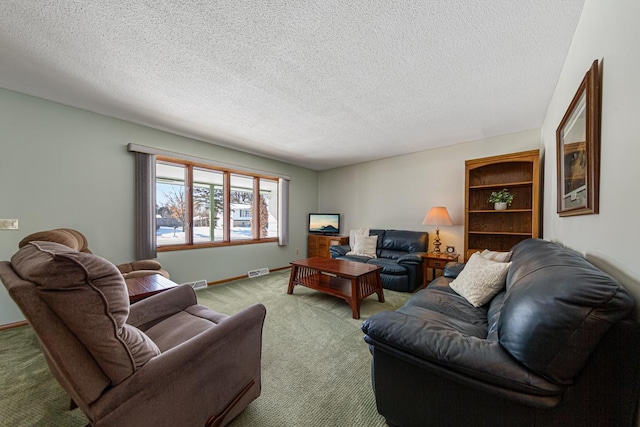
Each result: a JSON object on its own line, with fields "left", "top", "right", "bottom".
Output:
{"left": 158, "top": 237, "right": 279, "bottom": 252}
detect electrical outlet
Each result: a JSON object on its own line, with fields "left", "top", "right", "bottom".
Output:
{"left": 295, "top": 248, "right": 300, "bottom": 255}
{"left": 0, "top": 219, "right": 18, "bottom": 230}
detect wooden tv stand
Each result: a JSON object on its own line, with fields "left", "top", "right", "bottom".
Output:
{"left": 307, "top": 234, "right": 348, "bottom": 258}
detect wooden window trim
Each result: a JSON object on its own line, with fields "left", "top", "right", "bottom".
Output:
{"left": 156, "top": 156, "right": 279, "bottom": 251}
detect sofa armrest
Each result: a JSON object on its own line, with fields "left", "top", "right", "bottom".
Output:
{"left": 93, "top": 303, "right": 267, "bottom": 425}
{"left": 443, "top": 261, "right": 465, "bottom": 278}
{"left": 329, "top": 244, "right": 350, "bottom": 258}
{"left": 127, "top": 285, "right": 197, "bottom": 330}
{"left": 361, "top": 311, "right": 562, "bottom": 404}
{"left": 397, "top": 251, "right": 426, "bottom": 265}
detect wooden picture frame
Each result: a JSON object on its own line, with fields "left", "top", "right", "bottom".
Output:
{"left": 556, "top": 60, "right": 601, "bottom": 216}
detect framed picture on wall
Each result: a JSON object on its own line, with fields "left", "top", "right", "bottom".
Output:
{"left": 556, "top": 59, "right": 601, "bottom": 217}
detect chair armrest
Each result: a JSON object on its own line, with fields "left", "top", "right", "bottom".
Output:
{"left": 329, "top": 244, "right": 350, "bottom": 258}
{"left": 120, "top": 269, "right": 170, "bottom": 279}
{"left": 118, "top": 260, "right": 170, "bottom": 279}
{"left": 127, "top": 285, "right": 197, "bottom": 330}
{"left": 117, "top": 259, "right": 162, "bottom": 273}
{"left": 397, "top": 252, "right": 426, "bottom": 265}
{"left": 361, "top": 311, "right": 562, "bottom": 403}
{"left": 443, "top": 261, "right": 465, "bottom": 278}
{"left": 92, "top": 303, "right": 267, "bottom": 425}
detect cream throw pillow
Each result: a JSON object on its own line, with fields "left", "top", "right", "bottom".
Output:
{"left": 346, "top": 234, "right": 377, "bottom": 258}
{"left": 480, "top": 249, "right": 513, "bottom": 262}
{"left": 349, "top": 228, "right": 369, "bottom": 249}
{"left": 450, "top": 252, "right": 511, "bottom": 307}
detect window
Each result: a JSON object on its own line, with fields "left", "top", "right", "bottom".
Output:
{"left": 229, "top": 174, "right": 254, "bottom": 241}
{"left": 156, "top": 162, "right": 187, "bottom": 245}
{"left": 129, "top": 144, "right": 289, "bottom": 259}
{"left": 193, "top": 168, "right": 224, "bottom": 243}
{"left": 155, "top": 156, "right": 279, "bottom": 250}
{"left": 259, "top": 178, "right": 279, "bottom": 239}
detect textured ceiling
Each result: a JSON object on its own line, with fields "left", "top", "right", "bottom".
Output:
{"left": 0, "top": 1, "right": 585, "bottom": 170}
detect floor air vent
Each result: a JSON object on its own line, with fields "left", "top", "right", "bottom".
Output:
{"left": 183, "top": 280, "right": 208, "bottom": 290}
{"left": 248, "top": 268, "right": 270, "bottom": 278}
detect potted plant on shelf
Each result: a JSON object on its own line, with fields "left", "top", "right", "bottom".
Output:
{"left": 487, "top": 188, "right": 514, "bottom": 210}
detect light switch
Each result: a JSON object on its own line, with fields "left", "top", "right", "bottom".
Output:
{"left": 0, "top": 219, "right": 19, "bottom": 229}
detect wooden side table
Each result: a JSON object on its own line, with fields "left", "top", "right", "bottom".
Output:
{"left": 422, "top": 253, "right": 460, "bottom": 286}
{"left": 125, "top": 274, "right": 180, "bottom": 303}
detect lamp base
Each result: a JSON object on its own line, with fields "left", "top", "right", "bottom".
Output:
{"left": 431, "top": 228, "right": 442, "bottom": 254}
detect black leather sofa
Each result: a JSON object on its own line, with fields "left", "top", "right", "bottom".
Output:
{"left": 361, "top": 238, "right": 640, "bottom": 426}
{"left": 329, "top": 229, "right": 428, "bottom": 292}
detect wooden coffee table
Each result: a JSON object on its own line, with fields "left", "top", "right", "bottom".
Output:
{"left": 287, "top": 257, "right": 384, "bottom": 319}
{"left": 125, "top": 274, "right": 179, "bottom": 303}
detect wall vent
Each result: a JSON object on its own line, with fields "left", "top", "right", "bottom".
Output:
{"left": 248, "top": 268, "right": 270, "bottom": 278}
{"left": 183, "top": 280, "right": 208, "bottom": 290}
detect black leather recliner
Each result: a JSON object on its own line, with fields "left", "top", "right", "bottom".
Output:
{"left": 329, "top": 229, "right": 428, "bottom": 292}
{"left": 361, "top": 238, "right": 640, "bottom": 426}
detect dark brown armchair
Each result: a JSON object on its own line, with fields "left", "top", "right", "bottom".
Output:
{"left": 0, "top": 240, "right": 266, "bottom": 427}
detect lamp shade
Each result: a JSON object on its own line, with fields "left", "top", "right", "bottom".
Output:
{"left": 422, "top": 206, "right": 453, "bottom": 227}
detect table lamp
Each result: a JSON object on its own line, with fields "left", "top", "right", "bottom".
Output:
{"left": 422, "top": 206, "right": 453, "bottom": 254}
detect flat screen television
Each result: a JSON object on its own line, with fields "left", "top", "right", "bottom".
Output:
{"left": 308, "top": 213, "right": 341, "bottom": 235}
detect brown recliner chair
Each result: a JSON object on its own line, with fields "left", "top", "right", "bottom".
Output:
{"left": 0, "top": 241, "right": 266, "bottom": 427}
{"left": 18, "top": 228, "right": 170, "bottom": 279}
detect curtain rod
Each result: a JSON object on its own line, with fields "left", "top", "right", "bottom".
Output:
{"left": 127, "top": 143, "right": 291, "bottom": 181}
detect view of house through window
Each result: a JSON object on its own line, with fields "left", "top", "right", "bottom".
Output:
{"left": 230, "top": 174, "right": 253, "bottom": 241}
{"left": 193, "top": 167, "right": 224, "bottom": 243}
{"left": 155, "top": 159, "right": 278, "bottom": 249}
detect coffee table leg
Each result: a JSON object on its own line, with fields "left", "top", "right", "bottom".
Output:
{"left": 375, "top": 272, "right": 385, "bottom": 303}
{"left": 349, "top": 278, "right": 361, "bottom": 319}
{"left": 287, "top": 265, "right": 298, "bottom": 294}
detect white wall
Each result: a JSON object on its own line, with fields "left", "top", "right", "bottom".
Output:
{"left": 318, "top": 128, "right": 541, "bottom": 255}
{"left": 0, "top": 88, "right": 318, "bottom": 325}
{"left": 541, "top": 0, "right": 640, "bottom": 307}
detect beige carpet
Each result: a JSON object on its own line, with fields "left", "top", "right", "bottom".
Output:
{"left": 0, "top": 269, "right": 412, "bottom": 426}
